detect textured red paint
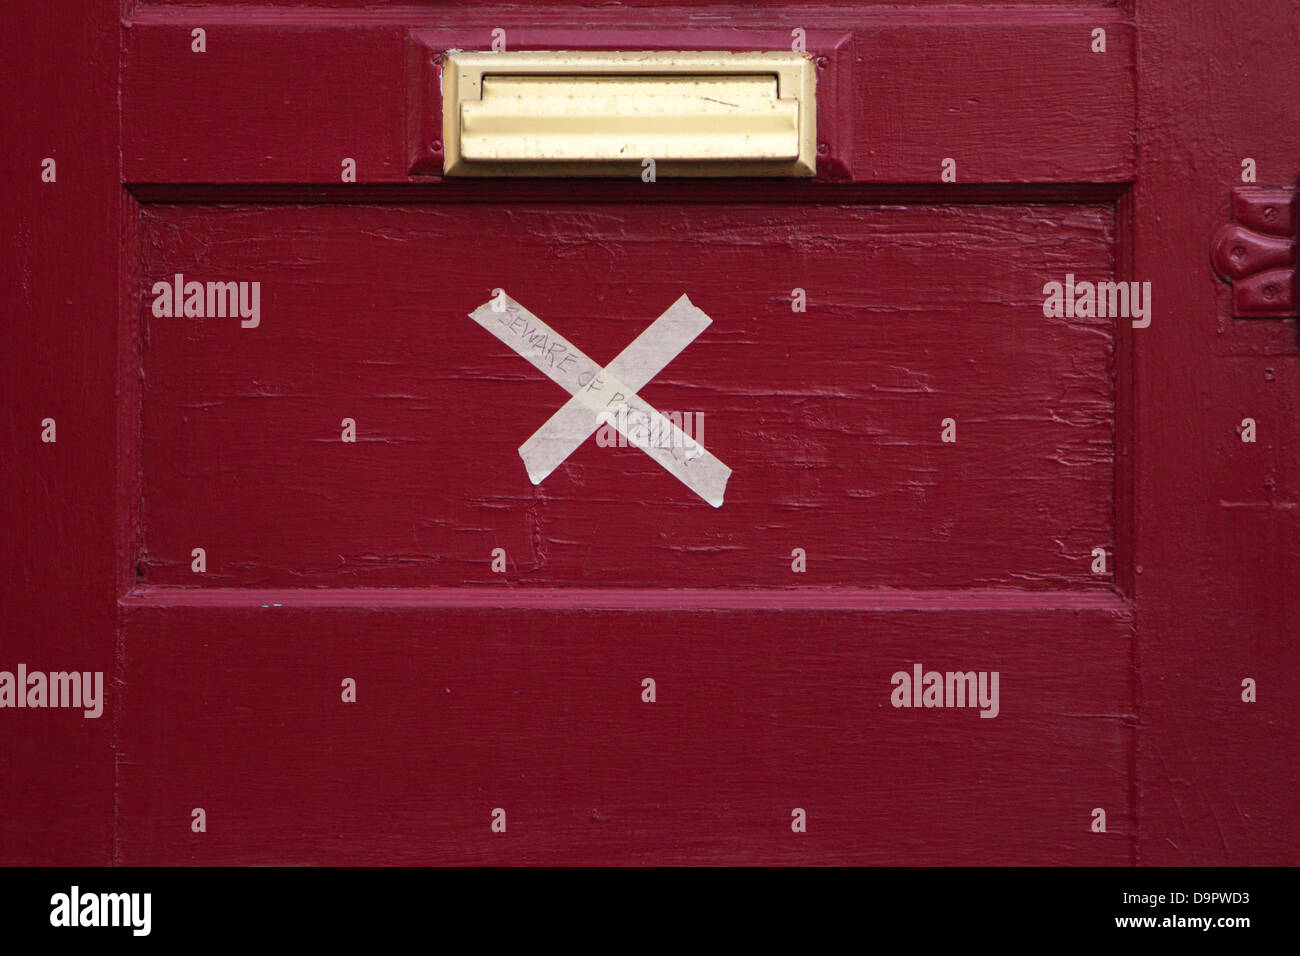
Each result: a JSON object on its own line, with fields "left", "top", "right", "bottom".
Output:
{"left": 121, "top": 13, "right": 1135, "bottom": 185}
{"left": 112, "top": 604, "right": 1134, "bottom": 866}
{"left": 1, "top": 1, "right": 1295, "bottom": 867}
{"left": 1132, "top": 2, "right": 1300, "bottom": 864}
{"left": 136, "top": 199, "right": 1116, "bottom": 589}
{"left": 0, "top": 0, "right": 119, "bottom": 865}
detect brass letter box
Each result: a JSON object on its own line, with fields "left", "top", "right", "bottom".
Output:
{"left": 442, "top": 51, "right": 817, "bottom": 177}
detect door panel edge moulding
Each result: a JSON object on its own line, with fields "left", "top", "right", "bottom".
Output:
{"left": 119, "top": 586, "right": 1136, "bottom": 613}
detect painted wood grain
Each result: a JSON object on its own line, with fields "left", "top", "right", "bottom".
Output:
{"left": 114, "top": 603, "right": 1134, "bottom": 865}
{"left": 1131, "top": 0, "right": 1300, "bottom": 865}
{"left": 122, "top": 13, "right": 1134, "bottom": 184}
{"left": 135, "top": 199, "right": 1117, "bottom": 589}
{"left": 5, "top": 0, "right": 1296, "bottom": 870}
{"left": 0, "top": 0, "right": 118, "bottom": 865}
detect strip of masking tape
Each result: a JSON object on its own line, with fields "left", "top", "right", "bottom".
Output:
{"left": 468, "top": 294, "right": 605, "bottom": 393}
{"left": 467, "top": 292, "right": 732, "bottom": 507}
{"left": 598, "top": 391, "right": 731, "bottom": 508}
{"left": 519, "top": 294, "right": 710, "bottom": 483}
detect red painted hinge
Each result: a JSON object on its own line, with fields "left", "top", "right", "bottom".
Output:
{"left": 1210, "top": 186, "right": 1297, "bottom": 317}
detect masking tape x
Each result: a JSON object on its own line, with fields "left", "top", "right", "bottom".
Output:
{"left": 467, "top": 292, "right": 732, "bottom": 507}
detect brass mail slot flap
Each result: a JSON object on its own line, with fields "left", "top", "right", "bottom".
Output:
{"left": 442, "top": 51, "right": 816, "bottom": 177}
{"left": 462, "top": 75, "right": 800, "bottom": 161}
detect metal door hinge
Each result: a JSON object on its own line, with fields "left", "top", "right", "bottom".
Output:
{"left": 1211, "top": 186, "right": 1297, "bottom": 317}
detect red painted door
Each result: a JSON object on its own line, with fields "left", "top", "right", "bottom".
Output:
{"left": 2, "top": 1, "right": 1296, "bottom": 866}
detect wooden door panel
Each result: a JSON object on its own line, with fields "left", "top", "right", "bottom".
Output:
{"left": 114, "top": 599, "right": 1133, "bottom": 865}
{"left": 107, "top": 4, "right": 1139, "bottom": 865}
{"left": 14, "top": 0, "right": 1296, "bottom": 870}
{"left": 136, "top": 199, "right": 1116, "bottom": 589}
{"left": 122, "top": 17, "right": 1135, "bottom": 185}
